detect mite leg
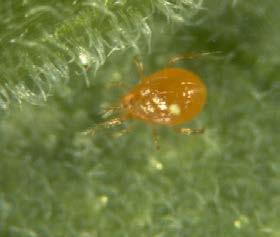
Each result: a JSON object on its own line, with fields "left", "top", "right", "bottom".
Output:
{"left": 112, "top": 125, "right": 133, "bottom": 138}
{"left": 152, "top": 127, "right": 160, "bottom": 150}
{"left": 174, "top": 127, "right": 205, "bottom": 135}
{"left": 105, "top": 80, "right": 129, "bottom": 89}
{"left": 134, "top": 56, "right": 145, "bottom": 81}
{"left": 167, "top": 51, "right": 222, "bottom": 66}
{"left": 82, "top": 117, "right": 123, "bottom": 136}
{"left": 100, "top": 104, "right": 122, "bottom": 118}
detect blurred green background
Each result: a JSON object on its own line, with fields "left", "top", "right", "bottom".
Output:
{"left": 0, "top": 0, "right": 279, "bottom": 236}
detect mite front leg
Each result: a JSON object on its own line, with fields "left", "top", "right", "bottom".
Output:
{"left": 134, "top": 56, "right": 145, "bottom": 81}
{"left": 83, "top": 117, "right": 123, "bottom": 136}
{"left": 167, "top": 51, "right": 221, "bottom": 66}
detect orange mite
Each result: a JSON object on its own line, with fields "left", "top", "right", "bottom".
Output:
{"left": 122, "top": 67, "right": 207, "bottom": 127}
{"left": 86, "top": 53, "right": 208, "bottom": 138}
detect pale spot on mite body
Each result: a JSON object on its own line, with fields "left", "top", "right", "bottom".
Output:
{"left": 169, "top": 104, "right": 181, "bottom": 116}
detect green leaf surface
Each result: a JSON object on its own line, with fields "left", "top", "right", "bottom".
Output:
{"left": 0, "top": 0, "right": 279, "bottom": 236}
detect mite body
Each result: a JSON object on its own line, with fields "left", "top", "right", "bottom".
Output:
{"left": 122, "top": 68, "right": 207, "bottom": 126}
{"left": 85, "top": 53, "right": 209, "bottom": 141}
